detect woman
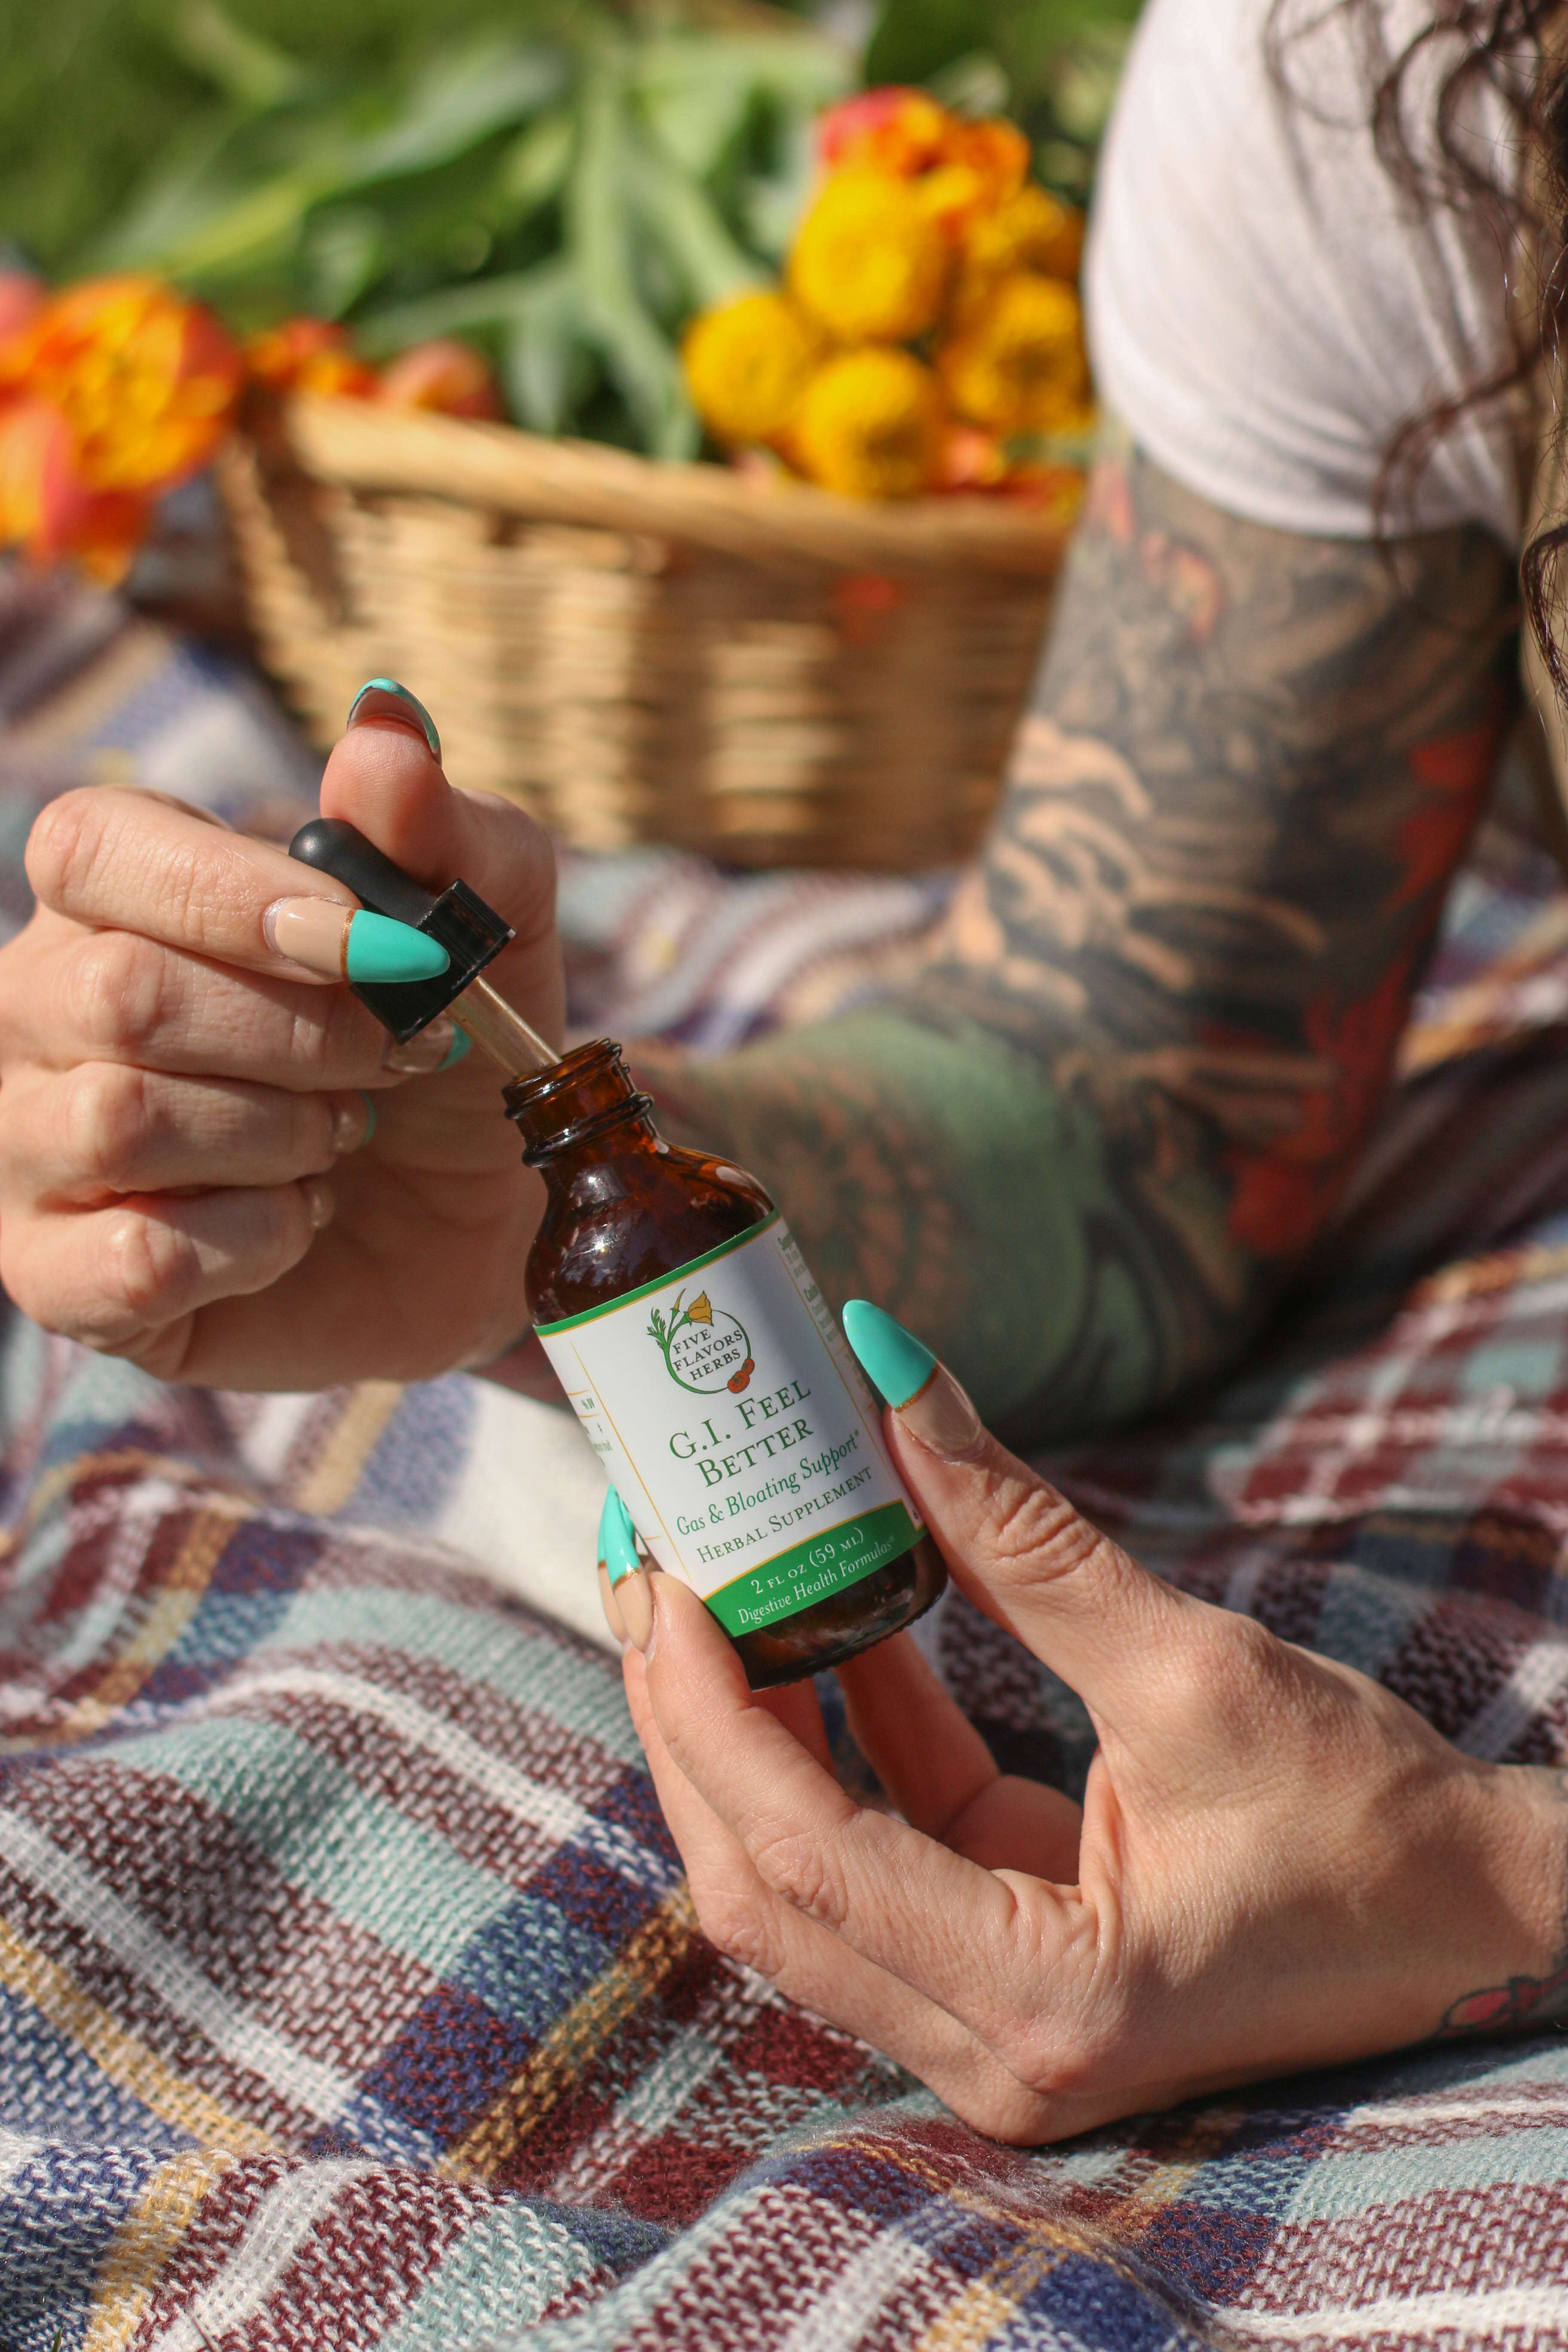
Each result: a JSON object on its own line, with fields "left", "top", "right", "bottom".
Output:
{"left": 0, "top": 0, "right": 1561, "bottom": 2133}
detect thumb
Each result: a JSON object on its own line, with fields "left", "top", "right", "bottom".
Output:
{"left": 318, "top": 678, "right": 563, "bottom": 1047}
{"left": 841, "top": 1300, "right": 1201, "bottom": 1726}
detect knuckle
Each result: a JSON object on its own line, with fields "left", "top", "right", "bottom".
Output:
{"left": 1170, "top": 1610, "right": 1296, "bottom": 1738}
{"left": 692, "top": 1880, "right": 786, "bottom": 1979}
{"left": 58, "top": 1063, "right": 156, "bottom": 1192}
{"left": 63, "top": 930, "right": 169, "bottom": 1058}
{"left": 982, "top": 1479, "right": 1115, "bottom": 1587}
{"left": 292, "top": 994, "right": 370, "bottom": 1088}
{"left": 24, "top": 789, "right": 105, "bottom": 908}
{"left": 749, "top": 1824, "right": 845, "bottom": 1929}
{"left": 99, "top": 1207, "right": 190, "bottom": 1320}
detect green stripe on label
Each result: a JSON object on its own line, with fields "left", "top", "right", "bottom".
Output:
{"left": 535, "top": 1216, "right": 778, "bottom": 1335}
{"left": 703, "top": 1501, "right": 919, "bottom": 1636}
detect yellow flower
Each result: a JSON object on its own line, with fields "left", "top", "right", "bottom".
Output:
{"left": 789, "top": 172, "right": 947, "bottom": 344}
{"left": 937, "top": 273, "right": 1089, "bottom": 436}
{"left": 682, "top": 291, "right": 817, "bottom": 445}
{"left": 962, "top": 186, "right": 1083, "bottom": 294}
{"left": 793, "top": 347, "right": 943, "bottom": 500}
{"left": 685, "top": 1292, "right": 713, "bottom": 1325}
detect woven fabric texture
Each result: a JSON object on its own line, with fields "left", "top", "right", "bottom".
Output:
{"left": 5, "top": 570, "right": 1568, "bottom": 2347}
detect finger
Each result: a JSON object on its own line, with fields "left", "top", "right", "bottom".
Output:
{"left": 642, "top": 1573, "right": 1087, "bottom": 2038}
{"left": 0, "top": 1063, "right": 371, "bottom": 1204}
{"left": 26, "top": 787, "right": 360, "bottom": 978}
{"left": 835, "top": 1640, "right": 1083, "bottom": 1879}
{"left": 0, "top": 1180, "right": 332, "bottom": 1354}
{"left": 756, "top": 1675, "right": 835, "bottom": 1775}
{"left": 623, "top": 1643, "right": 1056, "bottom": 2142}
{"left": 320, "top": 695, "right": 564, "bottom": 1049}
{"left": 17, "top": 922, "right": 402, "bottom": 1090}
{"left": 841, "top": 1302, "right": 1204, "bottom": 1724}
{"left": 834, "top": 1635, "right": 998, "bottom": 1831}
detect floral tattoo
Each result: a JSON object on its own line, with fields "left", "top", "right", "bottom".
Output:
{"left": 637, "top": 420, "right": 1519, "bottom": 1448}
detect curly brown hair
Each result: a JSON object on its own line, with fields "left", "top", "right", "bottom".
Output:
{"left": 1270, "top": 2, "right": 1568, "bottom": 677}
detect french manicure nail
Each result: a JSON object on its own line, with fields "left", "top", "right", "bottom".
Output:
{"left": 438, "top": 1024, "right": 472, "bottom": 1071}
{"left": 840, "top": 1299, "right": 984, "bottom": 1462}
{"left": 303, "top": 1176, "right": 335, "bottom": 1232}
{"left": 617, "top": 1571, "right": 653, "bottom": 1654}
{"left": 598, "top": 1562, "right": 628, "bottom": 1645}
{"left": 383, "top": 1015, "right": 457, "bottom": 1074}
{"left": 330, "top": 1095, "right": 374, "bottom": 1153}
{"left": 346, "top": 678, "right": 442, "bottom": 761}
{"left": 264, "top": 897, "right": 449, "bottom": 984}
{"left": 599, "top": 1488, "right": 653, "bottom": 1651}
{"left": 264, "top": 895, "right": 350, "bottom": 974}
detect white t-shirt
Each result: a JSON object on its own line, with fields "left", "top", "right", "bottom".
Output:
{"left": 1086, "top": 0, "right": 1527, "bottom": 544}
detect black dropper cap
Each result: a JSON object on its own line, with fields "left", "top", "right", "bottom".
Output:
{"left": 288, "top": 818, "right": 513, "bottom": 1043}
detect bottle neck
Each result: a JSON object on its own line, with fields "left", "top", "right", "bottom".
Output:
{"left": 504, "top": 1038, "right": 658, "bottom": 1173}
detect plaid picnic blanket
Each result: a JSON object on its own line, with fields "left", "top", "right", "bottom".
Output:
{"left": 5, "top": 575, "right": 1568, "bottom": 2349}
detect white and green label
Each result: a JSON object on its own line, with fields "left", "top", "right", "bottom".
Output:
{"left": 536, "top": 1216, "right": 923, "bottom": 1635}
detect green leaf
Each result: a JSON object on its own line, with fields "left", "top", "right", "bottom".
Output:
{"left": 569, "top": 61, "right": 696, "bottom": 461}
{"left": 113, "top": 162, "right": 337, "bottom": 282}
{"left": 504, "top": 288, "right": 597, "bottom": 435}
{"left": 356, "top": 263, "right": 572, "bottom": 354}
{"left": 736, "top": 113, "right": 816, "bottom": 263}
{"left": 495, "top": 110, "right": 576, "bottom": 221}
{"left": 301, "top": 203, "right": 386, "bottom": 317}
{"left": 632, "top": 31, "right": 851, "bottom": 178}
{"left": 924, "top": 50, "right": 1012, "bottom": 115}
{"left": 336, "top": 39, "right": 569, "bottom": 189}
{"left": 170, "top": 3, "right": 317, "bottom": 111}
{"left": 629, "top": 129, "right": 763, "bottom": 314}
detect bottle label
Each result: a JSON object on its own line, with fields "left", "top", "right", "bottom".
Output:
{"left": 535, "top": 1216, "right": 923, "bottom": 1635}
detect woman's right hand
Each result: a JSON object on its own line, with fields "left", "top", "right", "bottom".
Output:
{"left": 0, "top": 685, "right": 564, "bottom": 1390}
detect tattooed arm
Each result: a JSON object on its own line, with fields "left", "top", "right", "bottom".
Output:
{"left": 635, "top": 423, "right": 1518, "bottom": 1446}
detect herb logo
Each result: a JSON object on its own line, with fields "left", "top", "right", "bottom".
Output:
{"left": 649, "top": 1287, "right": 755, "bottom": 1394}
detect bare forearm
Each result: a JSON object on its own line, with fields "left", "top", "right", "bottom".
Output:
{"left": 637, "top": 425, "right": 1518, "bottom": 1445}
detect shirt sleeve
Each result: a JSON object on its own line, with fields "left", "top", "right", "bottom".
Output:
{"left": 1084, "top": 0, "right": 1523, "bottom": 544}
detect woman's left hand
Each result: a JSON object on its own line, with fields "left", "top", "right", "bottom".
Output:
{"left": 616, "top": 1335, "right": 1568, "bottom": 2143}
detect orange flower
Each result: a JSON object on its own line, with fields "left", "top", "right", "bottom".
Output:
{"left": 376, "top": 337, "right": 503, "bottom": 420}
{"left": 245, "top": 317, "right": 376, "bottom": 398}
{"left": 0, "top": 274, "right": 242, "bottom": 582}
{"left": 0, "top": 399, "right": 147, "bottom": 582}
{"left": 914, "top": 117, "right": 1030, "bottom": 243}
{"left": 0, "top": 270, "right": 43, "bottom": 346}
{"left": 933, "top": 420, "right": 1008, "bottom": 492}
{"left": 818, "top": 87, "right": 952, "bottom": 177}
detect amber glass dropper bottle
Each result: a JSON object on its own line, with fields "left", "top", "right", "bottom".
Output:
{"left": 285, "top": 818, "right": 946, "bottom": 1688}
{"left": 507, "top": 1042, "right": 947, "bottom": 1688}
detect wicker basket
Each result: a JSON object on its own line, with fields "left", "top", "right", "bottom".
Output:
{"left": 218, "top": 394, "right": 1071, "bottom": 870}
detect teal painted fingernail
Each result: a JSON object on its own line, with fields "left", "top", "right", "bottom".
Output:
{"left": 346, "top": 677, "right": 441, "bottom": 761}
{"left": 359, "top": 1093, "right": 376, "bottom": 1144}
{"left": 344, "top": 909, "right": 449, "bottom": 983}
{"left": 438, "top": 1024, "right": 472, "bottom": 1072}
{"left": 598, "top": 1487, "right": 642, "bottom": 1587}
{"left": 841, "top": 1299, "right": 937, "bottom": 1410}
